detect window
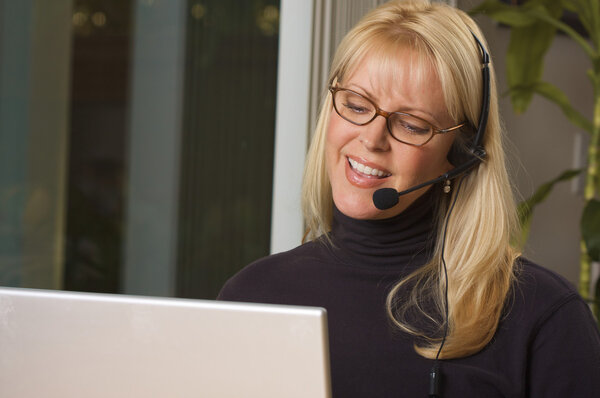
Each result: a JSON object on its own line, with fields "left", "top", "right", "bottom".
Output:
{"left": 0, "top": 0, "right": 280, "bottom": 299}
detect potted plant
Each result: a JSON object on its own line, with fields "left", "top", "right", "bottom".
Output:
{"left": 471, "top": 0, "right": 600, "bottom": 320}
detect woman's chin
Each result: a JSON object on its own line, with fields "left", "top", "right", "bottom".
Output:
{"left": 333, "top": 194, "right": 388, "bottom": 220}
{"left": 332, "top": 186, "right": 429, "bottom": 220}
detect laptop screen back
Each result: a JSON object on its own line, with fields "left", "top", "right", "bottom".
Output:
{"left": 0, "top": 287, "right": 331, "bottom": 398}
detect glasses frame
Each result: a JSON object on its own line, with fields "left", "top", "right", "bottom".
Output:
{"left": 329, "top": 85, "right": 466, "bottom": 147}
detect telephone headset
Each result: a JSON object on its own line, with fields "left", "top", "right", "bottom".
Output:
{"left": 372, "top": 33, "right": 490, "bottom": 211}
{"left": 369, "top": 32, "right": 491, "bottom": 398}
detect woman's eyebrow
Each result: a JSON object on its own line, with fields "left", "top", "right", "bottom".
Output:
{"left": 345, "top": 82, "right": 442, "bottom": 126}
{"left": 345, "top": 83, "right": 376, "bottom": 100}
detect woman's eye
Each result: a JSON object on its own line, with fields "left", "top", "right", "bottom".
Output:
{"left": 343, "top": 102, "right": 368, "bottom": 114}
{"left": 394, "top": 119, "right": 430, "bottom": 135}
{"left": 404, "top": 123, "right": 429, "bottom": 135}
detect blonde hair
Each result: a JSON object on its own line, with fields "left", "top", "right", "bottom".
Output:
{"left": 301, "top": 0, "right": 520, "bottom": 359}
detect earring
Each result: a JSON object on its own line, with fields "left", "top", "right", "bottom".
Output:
{"left": 443, "top": 179, "right": 451, "bottom": 194}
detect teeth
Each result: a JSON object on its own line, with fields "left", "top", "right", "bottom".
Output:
{"left": 348, "top": 158, "right": 390, "bottom": 177}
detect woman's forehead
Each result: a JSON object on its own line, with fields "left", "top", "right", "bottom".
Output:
{"left": 344, "top": 47, "right": 439, "bottom": 98}
{"left": 342, "top": 47, "right": 447, "bottom": 121}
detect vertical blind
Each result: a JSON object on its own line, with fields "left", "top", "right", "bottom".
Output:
{"left": 176, "top": 0, "right": 280, "bottom": 299}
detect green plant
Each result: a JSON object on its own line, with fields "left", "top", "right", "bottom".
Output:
{"left": 471, "top": 0, "right": 600, "bottom": 317}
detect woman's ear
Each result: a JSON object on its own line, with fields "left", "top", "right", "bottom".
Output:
{"left": 446, "top": 123, "right": 476, "bottom": 167}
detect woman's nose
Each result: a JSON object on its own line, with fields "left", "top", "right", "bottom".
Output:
{"left": 359, "top": 116, "right": 391, "bottom": 152}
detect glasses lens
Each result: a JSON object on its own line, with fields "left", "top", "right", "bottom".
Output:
{"left": 333, "top": 90, "right": 375, "bottom": 125}
{"left": 388, "top": 113, "right": 433, "bottom": 145}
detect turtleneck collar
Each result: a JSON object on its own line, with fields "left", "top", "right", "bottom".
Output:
{"left": 328, "top": 188, "right": 438, "bottom": 268}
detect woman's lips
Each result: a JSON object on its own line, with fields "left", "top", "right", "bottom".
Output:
{"left": 345, "top": 156, "right": 391, "bottom": 188}
{"left": 347, "top": 157, "right": 391, "bottom": 177}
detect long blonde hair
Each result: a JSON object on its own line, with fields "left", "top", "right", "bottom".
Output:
{"left": 301, "top": 0, "right": 520, "bottom": 359}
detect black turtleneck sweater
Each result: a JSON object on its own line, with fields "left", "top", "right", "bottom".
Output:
{"left": 218, "top": 191, "right": 600, "bottom": 397}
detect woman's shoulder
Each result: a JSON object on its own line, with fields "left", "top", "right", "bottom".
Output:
{"left": 505, "top": 258, "right": 600, "bottom": 396}
{"left": 514, "top": 257, "right": 577, "bottom": 292}
{"left": 216, "top": 239, "right": 330, "bottom": 303}
{"left": 507, "top": 257, "right": 594, "bottom": 333}
{"left": 512, "top": 257, "right": 580, "bottom": 306}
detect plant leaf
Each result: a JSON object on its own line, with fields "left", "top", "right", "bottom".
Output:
{"left": 560, "top": 0, "right": 577, "bottom": 13}
{"left": 582, "top": 199, "right": 600, "bottom": 262}
{"left": 506, "top": 26, "right": 554, "bottom": 113}
{"left": 564, "top": 1, "right": 591, "bottom": 39}
{"left": 529, "top": 81, "right": 593, "bottom": 133}
{"left": 570, "top": 0, "right": 600, "bottom": 51}
{"left": 528, "top": 5, "right": 597, "bottom": 59}
{"left": 504, "top": 2, "right": 564, "bottom": 113}
{"left": 588, "top": 68, "right": 600, "bottom": 87}
{"left": 516, "top": 169, "right": 582, "bottom": 248}
{"left": 592, "top": 0, "right": 600, "bottom": 49}
{"left": 470, "top": 0, "right": 538, "bottom": 27}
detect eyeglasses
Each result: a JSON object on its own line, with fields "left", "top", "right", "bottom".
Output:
{"left": 329, "top": 86, "right": 466, "bottom": 147}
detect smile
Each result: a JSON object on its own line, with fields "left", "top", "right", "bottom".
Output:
{"left": 347, "top": 157, "right": 391, "bottom": 178}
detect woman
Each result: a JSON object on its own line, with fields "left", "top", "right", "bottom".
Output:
{"left": 218, "top": 1, "right": 600, "bottom": 396}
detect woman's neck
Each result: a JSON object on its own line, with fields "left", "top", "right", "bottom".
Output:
{"left": 328, "top": 187, "right": 438, "bottom": 268}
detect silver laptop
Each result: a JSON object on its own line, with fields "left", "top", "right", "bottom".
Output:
{"left": 0, "top": 287, "right": 331, "bottom": 398}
